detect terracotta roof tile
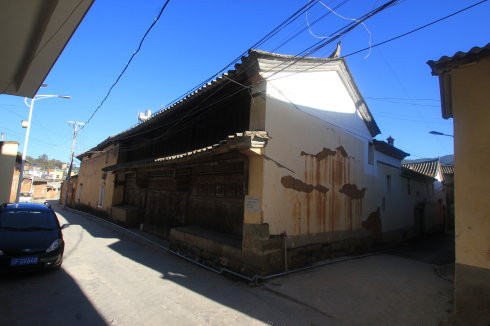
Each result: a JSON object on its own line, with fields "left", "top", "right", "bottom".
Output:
{"left": 427, "top": 43, "right": 490, "bottom": 75}
{"left": 402, "top": 159, "right": 439, "bottom": 178}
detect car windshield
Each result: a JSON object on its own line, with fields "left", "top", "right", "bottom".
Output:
{"left": 0, "top": 210, "right": 57, "bottom": 230}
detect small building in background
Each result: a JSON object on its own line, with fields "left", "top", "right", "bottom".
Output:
{"left": 20, "top": 177, "right": 60, "bottom": 202}
{"left": 47, "top": 168, "right": 65, "bottom": 181}
{"left": 402, "top": 157, "right": 454, "bottom": 232}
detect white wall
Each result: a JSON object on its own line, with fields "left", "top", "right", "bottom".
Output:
{"left": 254, "top": 67, "right": 443, "bottom": 245}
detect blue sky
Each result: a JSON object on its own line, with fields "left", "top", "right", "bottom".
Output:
{"left": 0, "top": 0, "right": 488, "bottom": 163}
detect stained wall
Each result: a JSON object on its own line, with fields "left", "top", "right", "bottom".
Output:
{"left": 256, "top": 69, "right": 442, "bottom": 249}
{"left": 76, "top": 144, "right": 119, "bottom": 214}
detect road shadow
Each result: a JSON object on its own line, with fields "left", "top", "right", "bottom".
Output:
{"left": 0, "top": 269, "right": 107, "bottom": 326}
{"left": 388, "top": 233, "right": 455, "bottom": 265}
{"left": 55, "top": 204, "right": 327, "bottom": 325}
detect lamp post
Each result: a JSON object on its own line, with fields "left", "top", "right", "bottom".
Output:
{"left": 15, "top": 95, "right": 71, "bottom": 203}
{"left": 429, "top": 131, "right": 454, "bottom": 138}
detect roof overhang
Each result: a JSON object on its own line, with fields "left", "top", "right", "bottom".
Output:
{"left": 78, "top": 49, "right": 381, "bottom": 158}
{"left": 373, "top": 140, "right": 409, "bottom": 160}
{"left": 427, "top": 43, "right": 490, "bottom": 119}
{"left": 0, "top": 0, "right": 94, "bottom": 98}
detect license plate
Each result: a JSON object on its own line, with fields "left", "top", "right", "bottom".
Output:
{"left": 10, "top": 256, "right": 39, "bottom": 266}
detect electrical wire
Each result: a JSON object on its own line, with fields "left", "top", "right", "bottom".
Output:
{"left": 272, "top": 0, "right": 350, "bottom": 52}
{"left": 82, "top": 0, "right": 172, "bottom": 128}
{"left": 81, "top": 0, "right": 478, "bottom": 155}
{"left": 317, "top": 0, "right": 373, "bottom": 58}
{"left": 264, "top": 0, "right": 488, "bottom": 82}
{"left": 366, "top": 98, "right": 440, "bottom": 108}
{"left": 79, "top": 0, "right": 400, "bottom": 154}
{"left": 262, "top": 0, "right": 401, "bottom": 82}
{"left": 0, "top": 123, "right": 72, "bottom": 152}
{"left": 366, "top": 97, "right": 439, "bottom": 102}
{"left": 161, "top": 0, "right": 320, "bottom": 110}
{"left": 342, "top": 0, "right": 488, "bottom": 59}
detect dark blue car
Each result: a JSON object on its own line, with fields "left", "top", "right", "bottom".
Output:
{"left": 0, "top": 203, "right": 67, "bottom": 271}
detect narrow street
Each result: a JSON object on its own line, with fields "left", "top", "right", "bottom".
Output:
{"left": 0, "top": 204, "right": 328, "bottom": 326}
{"left": 0, "top": 204, "right": 454, "bottom": 326}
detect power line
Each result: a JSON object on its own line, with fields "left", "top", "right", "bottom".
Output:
{"left": 261, "top": 0, "right": 401, "bottom": 81}
{"left": 82, "top": 0, "right": 172, "bottom": 128}
{"left": 80, "top": 0, "right": 331, "bottom": 146}
{"left": 366, "top": 98, "right": 440, "bottom": 107}
{"left": 271, "top": 0, "right": 350, "bottom": 52}
{"left": 161, "top": 0, "right": 321, "bottom": 110}
{"left": 265, "top": 0, "right": 488, "bottom": 82}
{"left": 80, "top": 0, "right": 402, "bottom": 153}
{"left": 342, "top": 0, "right": 488, "bottom": 59}
{"left": 365, "top": 97, "right": 439, "bottom": 101}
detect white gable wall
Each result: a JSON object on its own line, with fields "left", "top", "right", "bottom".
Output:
{"left": 259, "top": 68, "right": 377, "bottom": 239}
{"left": 263, "top": 70, "right": 373, "bottom": 141}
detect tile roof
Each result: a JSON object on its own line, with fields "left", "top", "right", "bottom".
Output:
{"left": 80, "top": 49, "right": 380, "bottom": 158}
{"left": 401, "top": 167, "right": 435, "bottom": 182}
{"left": 103, "top": 131, "right": 269, "bottom": 172}
{"left": 440, "top": 164, "right": 454, "bottom": 175}
{"left": 427, "top": 43, "right": 490, "bottom": 75}
{"left": 402, "top": 159, "right": 439, "bottom": 178}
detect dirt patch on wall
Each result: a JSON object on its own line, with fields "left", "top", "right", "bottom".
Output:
{"left": 339, "top": 183, "right": 366, "bottom": 199}
{"left": 300, "top": 145, "right": 349, "bottom": 160}
{"left": 362, "top": 207, "right": 381, "bottom": 234}
{"left": 281, "top": 175, "right": 329, "bottom": 194}
{"left": 336, "top": 145, "right": 348, "bottom": 158}
{"left": 314, "top": 184, "right": 329, "bottom": 194}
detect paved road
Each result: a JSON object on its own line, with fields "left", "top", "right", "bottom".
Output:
{"left": 1, "top": 204, "right": 454, "bottom": 326}
{"left": 0, "top": 205, "right": 328, "bottom": 326}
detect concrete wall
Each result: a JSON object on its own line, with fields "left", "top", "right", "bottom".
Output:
{"left": 76, "top": 145, "right": 118, "bottom": 215}
{"left": 449, "top": 56, "right": 490, "bottom": 324}
{"left": 0, "top": 141, "right": 19, "bottom": 203}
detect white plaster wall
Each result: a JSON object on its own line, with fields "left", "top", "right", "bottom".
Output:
{"left": 375, "top": 151, "right": 402, "bottom": 168}
{"left": 257, "top": 69, "right": 443, "bottom": 242}
{"left": 261, "top": 78, "right": 376, "bottom": 236}
{"left": 264, "top": 70, "right": 373, "bottom": 141}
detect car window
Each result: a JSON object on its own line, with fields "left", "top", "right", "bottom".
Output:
{"left": 0, "top": 210, "right": 58, "bottom": 229}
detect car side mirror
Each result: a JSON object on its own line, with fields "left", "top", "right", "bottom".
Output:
{"left": 60, "top": 224, "right": 70, "bottom": 230}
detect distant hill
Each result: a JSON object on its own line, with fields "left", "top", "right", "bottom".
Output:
{"left": 402, "top": 154, "right": 454, "bottom": 165}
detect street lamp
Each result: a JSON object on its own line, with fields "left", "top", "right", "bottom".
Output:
{"left": 15, "top": 94, "right": 71, "bottom": 202}
{"left": 429, "top": 131, "right": 454, "bottom": 138}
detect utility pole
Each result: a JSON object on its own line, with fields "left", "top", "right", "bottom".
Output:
{"left": 63, "top": 120, "right": 84, "bottom": 209}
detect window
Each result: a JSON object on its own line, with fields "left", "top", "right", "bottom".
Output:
{"left": 0, "top": 210, "right": 57, "bottom": 229}
{"left": 386, "top": 175, "right": 391, "bottom": 194}
{"left": 98, "top": 184, "right": 105, "bottom": 207}
{"left": 368, "top": 143, "right": 374, "bottom": 165}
